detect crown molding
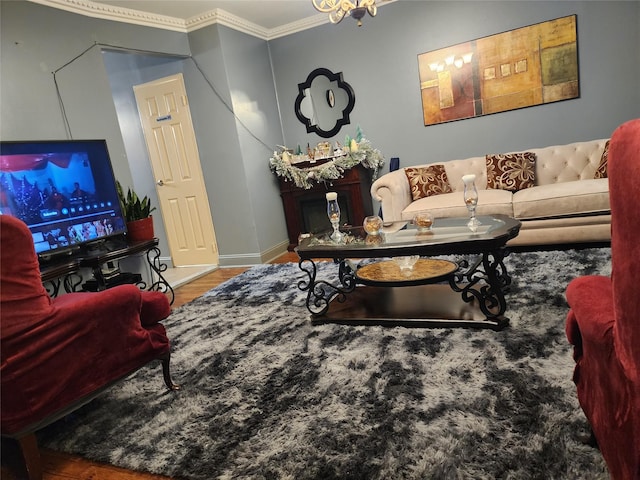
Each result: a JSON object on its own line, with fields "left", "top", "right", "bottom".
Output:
{"left": 28, "top": 0, "right": 188, "bottom": 32}
{"left": 268, "top": 14, "right": 329, "bottom": 40}
{"left": 186, "top": 9, "right": 268, "bottom": 39}
{"left": 26, "top": 0, "right": 328, "bottom": 39}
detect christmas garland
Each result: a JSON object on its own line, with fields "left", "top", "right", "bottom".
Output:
{"left": 269, "top": 138, "right": 385, "bottom": 190}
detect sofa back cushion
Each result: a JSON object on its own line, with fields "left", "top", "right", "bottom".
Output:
{"left": 441, "top": 156, "right": 487, "bottom": 191}
{"left": 395, "top": 139, "right": 608, "bottom": 203}
{"left": 526, "top": 139, "right": 608, "bottom": 185}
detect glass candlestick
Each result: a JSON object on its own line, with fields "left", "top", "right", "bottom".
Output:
{"left": 326, "top": 192, "right": 343, "bottom": 242}
{"left": 462, "top": 174, "right": 480, "bottom": 232}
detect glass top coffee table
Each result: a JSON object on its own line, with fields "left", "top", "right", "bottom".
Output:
{"left": 295, "top": 214, "right": 521, "bottom": 330}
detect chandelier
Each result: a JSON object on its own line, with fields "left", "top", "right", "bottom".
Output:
{"left": 312, "top": 0, "right": 377, "bottom": 27}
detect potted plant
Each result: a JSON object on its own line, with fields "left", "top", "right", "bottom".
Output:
{"left": 116, "top": 180, "right": 157, "bottom": 242}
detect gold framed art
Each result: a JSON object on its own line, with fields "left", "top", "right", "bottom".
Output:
{"left": 418, "top": 15, "right": 579, "bottom": 126}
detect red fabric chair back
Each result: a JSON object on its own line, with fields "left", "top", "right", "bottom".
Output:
{"left": 609, "top": 118, "right": 640, "bottom": 384}
{"left": 0, "top": 215, "right": 54, "bottom": 340}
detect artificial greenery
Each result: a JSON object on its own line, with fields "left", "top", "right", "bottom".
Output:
{"left": 269, "top": 137, "right": 385, "bottom": 190}
{"left": 116, "top": 180, "right": 156, "bottom": 222}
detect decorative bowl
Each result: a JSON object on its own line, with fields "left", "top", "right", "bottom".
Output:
{"left": 413, "top": 211, "right": 434, "bottom": 232}
{"left": 363, "top": 215, "right": 383, "bottom": 236}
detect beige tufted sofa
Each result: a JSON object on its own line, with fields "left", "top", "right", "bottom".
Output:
{"left": 370, "top": 139, "right": 610, "bottom": 246}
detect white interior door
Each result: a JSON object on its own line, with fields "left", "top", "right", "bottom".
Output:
{"left": 134, "top": 73, "right": 218, "bottom": 267}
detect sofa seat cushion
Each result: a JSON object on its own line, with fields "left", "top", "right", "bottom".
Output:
{"left": 402, "top": 188, "right": 513, "bottom": 220}
{"left": 512, "top": 178, "right": 609, "bottom": 219}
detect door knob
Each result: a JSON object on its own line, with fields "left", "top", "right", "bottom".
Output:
{"left": 157, "top": 179, "right": 164, "bottom": 186}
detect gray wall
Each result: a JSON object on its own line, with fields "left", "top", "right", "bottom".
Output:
{"left": 186, "top": 25, "right": 287, "bottom": 265}
{"left": 0, "top": 1, "right": 285, "bottom": 266}
{"left": 2, "top": 1, "right": 639, "bottom": 266}
{"left": 219, "top": 27, "right": 287, "bottom": 261}
{"left": 0, "top": 1, "right": 190, "bottom": 188}
{"left": 271, "top": 1, "right": 640, "bottom": 167}
{"left": 0, "top": 1, "right": 195, "bottom": 263}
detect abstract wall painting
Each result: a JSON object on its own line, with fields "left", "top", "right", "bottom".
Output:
{"left": 418, "top": 15, "right": 579, "bottom": 126}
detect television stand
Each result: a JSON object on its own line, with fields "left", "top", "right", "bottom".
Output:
{"left": 39, "top": 246, "right": 81, "bottom": 265}
{"left": 101, "top": 235, "right": 129, "bottom": 252}
{"left": 82, "top": 271, "right": 143, "bottom": 291}
{"left": 40, "top": 238, "right": 174, "bottom": 304}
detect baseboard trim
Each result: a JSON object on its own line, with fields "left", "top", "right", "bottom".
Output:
{"left": 217, "top": 239, "right": 290, "bottom": 267}
{"left": 261, "top": 240, "right": 290, "bottom": 264}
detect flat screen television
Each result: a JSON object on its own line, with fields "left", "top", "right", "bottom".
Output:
{"left": 0, "top": 139, "right": 127, "bottom": 260}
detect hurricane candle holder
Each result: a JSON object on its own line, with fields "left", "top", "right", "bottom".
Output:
{"left": 462, "top": 174, "right": 480, "bottom": 232}
{"left": 326, "top": 192, "right": 343, "bottom": 242}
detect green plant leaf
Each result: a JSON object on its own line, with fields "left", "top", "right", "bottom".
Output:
{"left": 116, "top": 180, "right": 156, "bottom": 222}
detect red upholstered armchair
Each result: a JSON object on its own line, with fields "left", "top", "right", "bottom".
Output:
{"left": 565, "top": 118, "right": 640, "bottom": 480}
{"left": 0, "top": 215, "right": 178, "bottom": 480}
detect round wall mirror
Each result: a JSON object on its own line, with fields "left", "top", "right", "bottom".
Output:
{"left": 294, "top": 68, "right": 355, "bottom": 138}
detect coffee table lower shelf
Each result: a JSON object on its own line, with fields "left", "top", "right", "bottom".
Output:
{"left": 311, "top": 284, "right": 509, "bottom": 331}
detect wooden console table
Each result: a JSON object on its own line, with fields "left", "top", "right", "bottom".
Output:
{"left": 278, "top": 164, "right": 374, "bottom": 250}
{"left": 40, "top": 238, "right": 174, "bottom": 304}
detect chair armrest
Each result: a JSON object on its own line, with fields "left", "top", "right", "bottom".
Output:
{"left": 52, "top": 284, "right": 142, "bottom": 321}
{"left": 50, "top": 285, "right": 164, "bottom": 358}
{"left": 140, "top": 290, "right": 171, "bottom": 326}
{"left": 53, "top": 286, "right": 170, "bottom": 326}
{"left": 370, "top": 169, "right": 411, "bottom": 222}
{"left": 565, "top": 275, "right": 614, "bottom": 345}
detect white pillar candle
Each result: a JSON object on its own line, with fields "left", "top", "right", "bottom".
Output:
{"left": 462, "top": 174, "right": 476, "bottom": 184}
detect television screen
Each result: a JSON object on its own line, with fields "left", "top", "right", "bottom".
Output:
{"left": 0, "top": 139, "right": 127, "bottom": 257}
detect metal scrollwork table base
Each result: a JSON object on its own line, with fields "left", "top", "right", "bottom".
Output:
{"left": 40, "top": 238, "right": 174, "bottom": 304}
{"left": 296, "top": 215, "right": 521, "bottom": 331}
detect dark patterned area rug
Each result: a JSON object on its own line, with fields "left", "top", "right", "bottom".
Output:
{"left": 40, "top": 248, "right": 612, "bottom": 479}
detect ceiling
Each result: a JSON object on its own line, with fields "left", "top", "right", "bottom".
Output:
{"left": 90, "top": 0, "right": 321, "bottom": 30}
{"left": 30, "top": 0, "right": 394, "bottom": 38}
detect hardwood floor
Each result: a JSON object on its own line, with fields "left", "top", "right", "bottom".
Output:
{"left": 2, "top": 252, "right": 299, "bottom": 480}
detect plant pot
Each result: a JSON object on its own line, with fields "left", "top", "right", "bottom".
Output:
{"left": 126, "top": 216, "right": 155, "bottom": 242}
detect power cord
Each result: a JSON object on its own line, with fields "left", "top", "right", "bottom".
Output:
{"left": 52, "top": 41, "right": 273, "bottom": 153}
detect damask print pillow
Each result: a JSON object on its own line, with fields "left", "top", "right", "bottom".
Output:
{"left": 594, "top": 140, "right": 610, "bottom": 179}
{"left": 404, "top": 165, "right": 453, "bottom": 201}
{"left": 485, "top": 152, "right": 536, "bottom": 191}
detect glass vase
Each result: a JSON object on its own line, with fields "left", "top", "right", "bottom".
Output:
{"left": 462, "top": 174, "right": 480, "bottom": 232}
{"left": 326, "top": 192, "right": 343, "bottom": 242}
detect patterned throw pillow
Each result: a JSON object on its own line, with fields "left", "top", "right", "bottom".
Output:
{"left": 404, "top": 165, "right": 453, "bottom": 201}
{"left": 594, "top": 140, "right": 610, "bottom": 179}
{"left": 485, "top": 152, "right": 536, "bottom": 192}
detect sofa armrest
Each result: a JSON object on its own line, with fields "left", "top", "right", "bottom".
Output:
{"left": 370, "top": 169, "right": 412, "bottom": 222}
